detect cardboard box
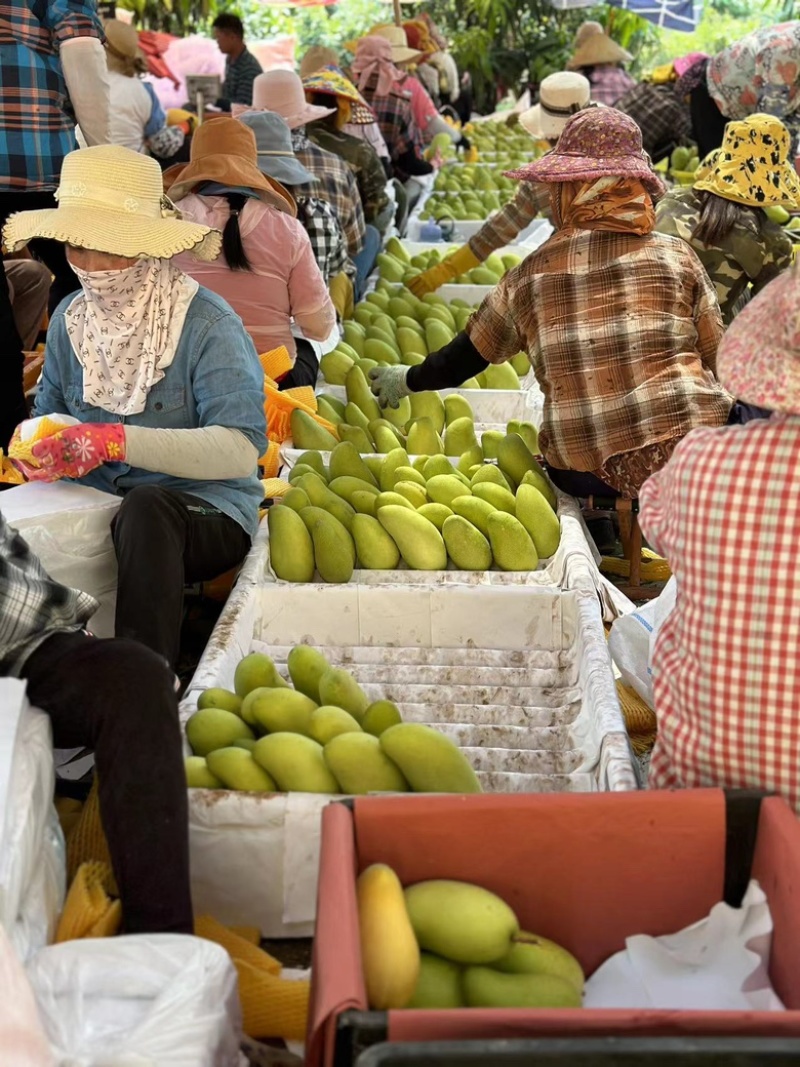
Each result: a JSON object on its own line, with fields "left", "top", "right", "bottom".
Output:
{"left": 308, "top": 791, "right": 800, "bottom": 1067}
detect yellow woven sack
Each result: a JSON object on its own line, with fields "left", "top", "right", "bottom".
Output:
{"left": 236, "top": 963, "right": 310, "bottom": 1040}
{"left": 259, "top": 440, "right": 282, "bottom": 480}
{"left": 66, "top": 777, "right": 114, "bottom": 887}
{"left": 56, "top": 860, "right": 122, "bottom": 942}
{"left": 261, "top": 477, "right": 290, "bottom": 498}
{"left": 194, "top": 914, "right": 281, "bottom": 976}
{"left": 329, "top": 271, "right": 354, "bottom": 321}
{"left": 259, "top": 345, "right": 294, "bottom": 383}
{"left": 229, "top": 925, "right": 262, "bottom": 946}
{"left": 7, "top": 414, "right": 79, "bottom": 466}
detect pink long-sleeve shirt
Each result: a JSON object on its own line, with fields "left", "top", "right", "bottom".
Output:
{"left": 174, "top": 194, "right": 336, "bottom": 359}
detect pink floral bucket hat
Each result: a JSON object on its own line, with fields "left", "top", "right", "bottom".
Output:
{"left": 718, "top": 267, "right": 800, "bottom": 414}
{"left": 506, "top": 107, "right": 665, "bottom": 200}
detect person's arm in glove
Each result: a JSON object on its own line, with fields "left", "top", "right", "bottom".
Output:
{"left": 409, "top": 244, "right": 482, "bottom": 297}
{"left": 60, "top": 37, "right": 111, "bottom": 146}
{"left": 370, "top": 333, "right": 488, "bottom": 406}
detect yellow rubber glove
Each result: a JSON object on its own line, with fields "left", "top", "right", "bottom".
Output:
{"left": 167, "top": 108, "right": 198, "bottom": 133}
{"left": 408, "top": 244, "right": 482, "bottom": 297}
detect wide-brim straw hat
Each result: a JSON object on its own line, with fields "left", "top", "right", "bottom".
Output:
{"left": 238, "top": 110, "right": 315, "bottom": 187}
{"left": 162, "top": 117, "right": 296, "bottom": 214}
{"left": 717, "top": 266, "right": 800, "bottom": 413}
{"left": 694, "top": 114, "right": 800, "bottom": 209}
{"left": 346, "top": 24, "right": 421, "bottom": 64}
{"left": 507, "top": 106, "right": 665, "bottom": 199}
{"left": 4, "top": 144, "right": 221, "bottom": 261}
{"left": 521, "top": 71, "right": 591, "bottom": 142}
{"left": 568, "top": 22, "right": 632, "bottom": 69}
{"left": 251, "top": 69, "right": 335, "bottom": 129}
{"left": 302, "top": 66, "right": 376, "bottom": 125}
{"left": 103, "top": 18, "right": 147, "bottom": 76}
{"left": 299, "top": 45, "right": 339, "bottom": 79}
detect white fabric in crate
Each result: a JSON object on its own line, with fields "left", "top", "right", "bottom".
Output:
{"left": 0, "top": 925, "right": 54, "bottom": 1067}
{"left": 0, "top": 680, "right": 65, "bottom": 962}
{"left": 0, "top": 482, "right": 120, "bottom": 638}
{"left": 27, "top": 934, "right": 242, "bottom": 1067}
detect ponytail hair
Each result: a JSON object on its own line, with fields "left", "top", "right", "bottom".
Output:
{"left": 221, "top": 193, "right": 253, "bottom": 272}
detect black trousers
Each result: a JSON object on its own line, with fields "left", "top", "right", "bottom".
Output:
{"left": 0, "top": 190, "right": 80, "bottom": 451}
{"left": 111, "top": 485, "right": 251, "bottom": 669}
{"left": 22, "top": 630, "right": 193, "bottom": 935}
{"left": 689, "top": 82, "right": 729, "bottom": 159}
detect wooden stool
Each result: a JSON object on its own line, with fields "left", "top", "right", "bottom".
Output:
{"left": 584, "top": 495, "right": 665, "bottom": 600}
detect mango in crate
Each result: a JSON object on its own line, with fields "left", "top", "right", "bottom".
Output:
{"left": 378, "top": 505, "right": 447, "bottom": 570}
{"left": 300, "top": 506, "right": 355, "bottom": 583}
{"left": 253, "top": 733, "right": 339, "bottom": 794}
{"left": 407, "top": 953, "right": 464, "bottom": 1009}
{"left": 324, "top": 733, "right": 409, "bottom": 794}
{"left": 404, "top": 880, "right": 517, "bottom": 964}
{"left": 442, "top": 515, "right": 492, "bottom": 570}
{"left": 319, "top": 665, "right": 370, "bottom": 721}
{"left": 207, "top": 747, "right": 277, "bottom": 792}
{"left": 309, "top": 706, "right": 363, "bottom": 745}
{"left": 495, "top": 932, "right": 585, "bottom": 995}
{"left": 362, "top": 699, "right": 403, "bottom": 736}
{"left": 516, "top": 484, "right": 561, "bottom": 558}
{"left": 197, "top": 687, "right": 242, "bottom": 715}
{"left": 185, "top": 756, "right": 223, "bottom": 789}
{"left": 359, "top": 864, "right": 421, "bottom": 1010}
{"left": 290, "top": 409, "right": 338, "bottom": 451}
{"left": 248, "top": 688, "right": 318, "bottom": 736}
{"left": 487, "top": 512, "right": 539, "bottom": 571}
{"left": 268, "top": 506, "right": 315, "bottom": 583}
{"left": 186, "top": 707, "right": 255, "bottom": 757}
{"left": 352, "top": 513, "right": 401, "bottom": 570}
{"left": 234, "top": 652, "right": 289, "bottom": 697}
{"left": 463, "top": 967, "right": 582, "bottom": 1008}
{"left": 380, "top": 723, "right": 481, "bottom": 794}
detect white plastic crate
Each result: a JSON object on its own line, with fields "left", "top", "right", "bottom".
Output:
{"left": 180, "top": 574, "right": 635, "bottom": 937}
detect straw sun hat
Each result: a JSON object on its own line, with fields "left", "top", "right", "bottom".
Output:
{"left": 346, "top": 24, "right": 421, "bottom": 64}
{"left": 301, "top": 66, "right": 376, "bottom": 125}
{"left": 568, "top": 21, "right": 632, "bottom": 69}
{"left": 3, "top": 145, "right": 221, "bottom": 261}
{"left": 519, "top": 72, "right": 592, "bottom": 143}
{"left": 103, "top": 18, "right": 147, "bottom": 77}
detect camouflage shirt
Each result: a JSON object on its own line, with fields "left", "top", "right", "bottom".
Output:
{"left": 306, "top": 120, "right": 389, "bottom": 226}
{"left": 655, "top": 186, "right": 793, "bottom": 323}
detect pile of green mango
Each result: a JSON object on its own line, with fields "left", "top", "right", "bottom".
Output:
{"left": 269, "top": 426, "right": 559, "bottom": 582}
{"left": 420, "top": 188, "right": 516, "bottom": 223}
{"left": 318, "top": 285, "right": 531, "bottom": 396}
{"left": 433, "top": 163, "right": 518, "bottom": 196}
{"left": 462, "top": 119, "right": 540, "bottom": 167}
{"left": 378, "top": 240, "right": 522, "bottom": 288}
{"left": 185, "top": 649, "right": 480, "bottom": 795}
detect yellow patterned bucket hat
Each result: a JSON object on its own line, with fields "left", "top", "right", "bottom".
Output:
{"left": 302, "top": 66, "right": 376, "bottom": 125}
{"left": 692, "top": 149, "right": 719, "bottom": 186}
{"left": 694, "top": 114, "right": 800, "bottom": 209}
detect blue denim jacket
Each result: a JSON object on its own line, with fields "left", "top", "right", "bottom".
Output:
{"left": 34, "top": 286, "right": 267, "bottom": 538}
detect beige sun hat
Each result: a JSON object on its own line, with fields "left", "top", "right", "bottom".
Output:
{"left": 519, "top": 72, "right": 592, "bottom": 142}
{"left": 250, "top": 69, "right": 335, "bottom": 128}
{"left": 4, "top": 145, "right": 221, "bottom": 261}
{"left": 367, "top": 24, "right": 421, "bottom": 64}
{"left": 568, "top": 21, "right": 632, "bottom": 69}
{"left": 103, "top": 18, "right": 148, "bottom": 77}
{"left": 299, "top": 45, "right": 339, "bottom": 79}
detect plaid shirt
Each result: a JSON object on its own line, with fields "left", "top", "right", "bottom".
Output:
{"left": 466, "top": 229, "right": 732, "bottom": 472}
{"left": 0, "top": 512, "right": 96, "bottom": 677}
{"left": 614, "top": 82, "right": 692, "bottom": 160}
{"left": 0, "top": 0, "right": 103, "bottom": 191}
{"left": 359, "top": 80, "right": 425, "bottom": 181}
{"left": 306, "top": 120, "right": 389, "bottom": 225}
{"left": 221, "top": 46, "right": 262, "bottom": 107}
{"left": 296, "top": 195, "right": 351, "bottom": 284}
{"left": 640, "top": 415, "right": 800, "bottom": 812}
{"left": 292, "top": 129, "right": 365, "bottom": 256}
{"left": 469, "top": 181, "right": 551, "bottom": 261}
{"left": 584, "top": 65, "right": 636, "bottom": 107}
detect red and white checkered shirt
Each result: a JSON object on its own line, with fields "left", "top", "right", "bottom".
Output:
{"left": 639, "top": 414, "right": 800, "bottom": 812}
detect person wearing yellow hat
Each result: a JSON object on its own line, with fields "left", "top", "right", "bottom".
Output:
{"left": 655, "top": 115, "right": 799, "bottom": 323}
{"left": 302, "top": 66, "right": 391, "bottom": 231}
{"left": 410, "top": 71, "right": 592, "bottom": 298}
{"left": 5, "top": 143, "right": 267, "bottom": 671}
{"left": 567, "top": 20, "right": 635, "bottom": 107}
{"left": 101, "top": 20, "right": 187, "bottom": 163}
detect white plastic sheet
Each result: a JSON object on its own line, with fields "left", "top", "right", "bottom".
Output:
{"left": 608, "top": 577, "right": 677, "bottom": 708}
{"left": 0, "top": 925, "right": 53, "bottom": 1067}
{"left": 27, "top": 934, "right": 242, "bottom": 1067}
{"left": 0, "top": 681, "right": 65, "bottom": 962}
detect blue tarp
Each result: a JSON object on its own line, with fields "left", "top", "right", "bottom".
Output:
{"left": 547, "top": 0, "right": 700, "bottom": 31}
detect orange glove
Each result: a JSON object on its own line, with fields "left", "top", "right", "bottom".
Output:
{"left": 408, "top": 244, "right": 482, "bottom": 297}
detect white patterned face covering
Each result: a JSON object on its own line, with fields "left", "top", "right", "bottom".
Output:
{"left": 64, "top": 257, "right": 199, "bottom": 416}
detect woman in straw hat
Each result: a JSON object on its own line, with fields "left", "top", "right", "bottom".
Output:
{"left": 567, "top": 21, "right": 635, "bottom": 107}
{"left": 6, "top": 144, "right": 267, "bottom": 670}
{"left": 371, "top": 108, "right": 758, "bottom": 501}
{"left": 656, "top": 115, "right": 799, "bottom": 323}
{"left": 165, "top": 116, "right": 336, "bottom": 386}
{"left": 101, "top": 19, "right": 188, "bottom": 163}
{"left": 410, "top": 71, "right": 592, "bottom": 297}
{"left": 350, "top": 35, "right": 434, "bottom": 188}
{"left": 302, "top": 65, "right": 392, "bottom": 230}
{"left": 639, "top": 267, "right": 800, "bottom": 812}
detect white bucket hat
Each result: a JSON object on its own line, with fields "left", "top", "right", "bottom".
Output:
{"left": 250, "top": 69, "right": 335, "bottom": 129}
{"left": 519, "top": 72, "right": 592, "bottom": 142}
{"left": 4, "top": 145, "right": 221, "bottom": 261}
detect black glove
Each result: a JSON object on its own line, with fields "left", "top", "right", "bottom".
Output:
{"left": 458, "top": 133, "right": 472, "bottom": 152}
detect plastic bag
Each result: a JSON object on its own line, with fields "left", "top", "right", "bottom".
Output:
{"left": 0, "top": 681, "right": 65, "bottom": 962}
{"left": 27, "top": 934, "right": 242, "bottom": 1067}
{"left": 0, "top": 925, "right": 54, "bottom": 1067}
{"left": 608, "top": 576, "right": 677, "bottom": 708}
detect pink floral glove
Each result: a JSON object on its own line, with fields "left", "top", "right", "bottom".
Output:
{"left": 22, "top": 423, "right": 126, "bottom": 482}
